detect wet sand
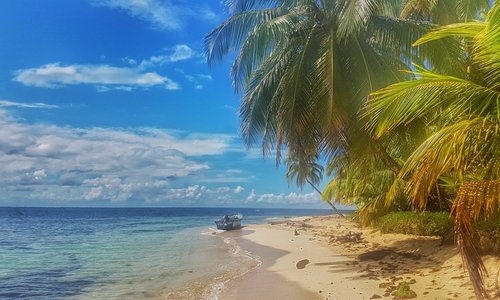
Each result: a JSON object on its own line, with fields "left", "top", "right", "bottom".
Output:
{"left": 220, "top": 237, "right": 321, "bottom": 300}
{"left": 216, "top": 216, "right": 500, "bottom": 300}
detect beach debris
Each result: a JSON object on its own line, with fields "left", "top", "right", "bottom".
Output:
{"left": 294, "top": 229, "right": 300, "bottom": 236}
{"left": 296, "top": 259, "right": 310, "bottom": 269}
{"left": 370, "top": 294, "right": 382, "bottom": 299}
{"left": 329, "top": 231, "right": 363, "bottom": 243}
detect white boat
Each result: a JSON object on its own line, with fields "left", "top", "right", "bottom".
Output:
{"left": 214, "top": 213, "right": 243, "bottom": 230}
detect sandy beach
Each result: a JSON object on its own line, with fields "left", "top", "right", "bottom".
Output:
{"left": 217, "top": 215, "right": 500, "bottom": 300}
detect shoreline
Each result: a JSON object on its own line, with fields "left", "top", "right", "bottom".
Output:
{"left": 214, "top": 215, "right": 500, "bottom": 300}
{"left": 162, "top": 228, "right": 261, "bottom": 300}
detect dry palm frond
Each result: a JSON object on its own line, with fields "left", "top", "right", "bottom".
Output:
{"left": 452, "top": 180, "right": 500, "bottom": 300}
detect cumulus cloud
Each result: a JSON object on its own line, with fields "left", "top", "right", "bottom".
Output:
{"left": 14, "top": 63, "right": 179, "bottom": 91}
{"left": 246, "top": 191, "right": 321, "bottom": 205}
{"left": 0, "top": 109, "right": 234, "bottom": 203}
{"left": 246, "top": 189, "right": 257, "bottom": 202}
{"left": 144, "top": 184, "right": 248, "bottom": 204}
{"left": 0, "top": 100, "right": 58, "bottom": 109}
{"left": 33, "top": 169, "right": 47, "bottom": 180}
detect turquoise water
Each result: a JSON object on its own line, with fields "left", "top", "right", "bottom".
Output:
{"left": 0, "top": 207, "right": 332, "bottom": 299}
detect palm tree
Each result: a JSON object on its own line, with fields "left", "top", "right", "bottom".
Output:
{"left": 322, "top": 149, "right": 410, "bottom": 225}
{"left": 364, "top": 3, "right": 500, "bottom": 298}
{"left": 285, "top": 153, "right": 344, "bottom": 216}
{"left": 204, "top": 0, "right": 424, "bottom": 174}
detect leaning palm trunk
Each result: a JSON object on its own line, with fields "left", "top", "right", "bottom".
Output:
{"left": 307, "top": 179, "right": 344, "bottom": 217}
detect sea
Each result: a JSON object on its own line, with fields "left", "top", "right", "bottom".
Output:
{"left": 0, "top": 207, "right": 333, "bottom": 299}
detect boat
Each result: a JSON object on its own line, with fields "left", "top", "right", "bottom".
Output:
{"left": 215, "top": 213, "right": 243, "bottom": 230}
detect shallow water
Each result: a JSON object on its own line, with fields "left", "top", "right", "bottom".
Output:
{"left": 0, "top": 207, "right": 332, "bottom": 299}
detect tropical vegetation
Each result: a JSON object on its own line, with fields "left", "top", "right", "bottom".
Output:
{"left": 205, "top": 0, "right": 498, "bottom": 298}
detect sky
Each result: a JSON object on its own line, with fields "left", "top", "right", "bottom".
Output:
{"left": 0, "top": 0, "right": 345, "bottom": 209}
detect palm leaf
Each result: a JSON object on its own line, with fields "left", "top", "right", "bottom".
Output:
{"left": 364, "top": 67, "right": 500, "bottom": 138}
{"left": 452, "top": 180, "right": 500, "bottom": 299}
{"left": 401, "top": 117, "right": 500, "bottom": 209}
{"left": 413, "top": 21, "right": 485, "bottom": 45}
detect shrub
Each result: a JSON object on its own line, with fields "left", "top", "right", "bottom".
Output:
{"left": 376, "top": 212, "right": 500, "bottom": 253}
{"left": 474, "top": 214, "right": 500, "bottom": 255}
{"left": 377, "top": 211, "right": 453, "bottom": 239}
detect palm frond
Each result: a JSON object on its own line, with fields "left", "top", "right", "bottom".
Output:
{"left": 402, "top": 117, "right": 500, "bottom": 209}
{"left": 413, "top": 22, "right": 485, "bottom": 45}
{"left": 231, "top": 10, "right": 308, "bottom": 92}
{"left": 474, "top": 3, "right": 500, "bottom": 90}
{"left": 335, "top": 0, "right": 400, "bottom": 39}
{"left": 204, "top": 7, "right": 289, "bottom": 64}
{"left": 452, "top": 180, "right": 500, "bottom": 299}
{"left": 364, "top": 67, "right": 500, "bottom": 138}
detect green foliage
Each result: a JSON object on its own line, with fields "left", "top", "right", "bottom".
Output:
{"left": 366, "top": 4, "right": 500, "bottom": 297}
{"left": 474, "top": 214, "right": 500, "bottom": 254}
{"left": 377, "top": 212, "right": 453, "bottom": 237}
{"left": 392, "top": 281, "right": 417, "bottom": 299}
{"left": 207, "top": 0, "right": 498, "bottom": 298}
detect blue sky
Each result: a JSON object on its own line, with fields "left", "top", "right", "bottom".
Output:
{"left": 0, "top": 0, "right": 342, "bottom": 209}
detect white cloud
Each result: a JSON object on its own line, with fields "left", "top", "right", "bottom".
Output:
{"left": 122, "top": 57, "right": 137, "bottom": 65}
{"left": 164, "top": 185, "right": 207, "bottom": 201}
{"left": 0, "top": 109, "right": 235, "bottom": 203}
{"left": 200, "top": 8, "right": 218, "bottom": 22}
{"left": 144, "top": 184, "right": 248, "bottom": 204}
{"left": 246, "top": 191, "right": 321, "bottom": 205}
{"left": 165, "top": 78, "right": 181, "bottom": 90}
{"left": 84, "top": 186, "right": 103, "bottom": 201}
{"left": 33, "top": 169, "right": 47, "bottom": 180}
{"left": 246, "top": 189, "right": 256, "bottom": 202}
{"left": 145, "top": 184, "right": 244, "bottom": 205}
{"left": 196, "top": 74, "right": 213, "bottom": 80}
{"left": 93, "top": 0, "right": 219, "bottom": 31}
{"left": 14, "top": 63, "right": 178, "bottom": 91}
{"left": 174, "top": 68, "right": 213, "bottom": 89}
{"left": 138, "top": 45, "right": 199, "bottom": 70}
{"left": 0, "top": 100, "right": 58, "bottom": 109}
{"left": 93, "top": 0, "right": 182, "bottom": 31}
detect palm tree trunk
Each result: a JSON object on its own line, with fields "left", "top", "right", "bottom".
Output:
{"left": 307, "top": 179, "right": 344, "bottom": 217}
{"left": 373, "top": 141, "right": 402, "bottom": 175}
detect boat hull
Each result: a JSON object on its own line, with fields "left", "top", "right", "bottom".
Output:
{"left": 215, "top": 214, "right": 242, "bottom": 230}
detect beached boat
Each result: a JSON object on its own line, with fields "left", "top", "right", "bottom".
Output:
{"left": 215, "top": 213, "right": 243, "bottom": 230}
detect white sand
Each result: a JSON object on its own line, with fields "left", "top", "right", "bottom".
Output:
{"left": 219, "top": 216, "right": 500, "bottom": 300}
